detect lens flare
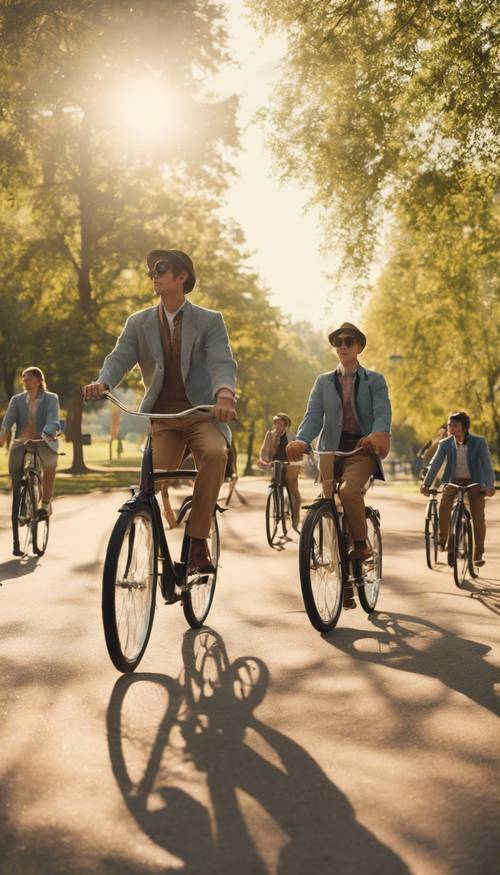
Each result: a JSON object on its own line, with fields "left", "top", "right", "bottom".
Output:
{"left": 112, "top": 76, "right": 179, "bottom": 144}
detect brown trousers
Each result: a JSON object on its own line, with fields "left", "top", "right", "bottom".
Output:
{"left": 151, "top": 417, "right": 228, "bottom": 539}
{"left": 284, "top": 466, "right": 301, "bottom": 528}
{"left": 319, "top": 451, "right": 377, "bottom": 541}
{"left": 439, "top": 481, "right": 486, "bottom": 559}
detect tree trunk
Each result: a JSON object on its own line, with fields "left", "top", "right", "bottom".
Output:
{"left": 67, "top": 388, "right": 90, "bottom": 474}
{"left": 244, "top": 421, "right": 255, "bottom": 476}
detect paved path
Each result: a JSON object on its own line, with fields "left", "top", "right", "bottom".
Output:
{"left": 0, "top": 478, "right": 498, "bottom": 875}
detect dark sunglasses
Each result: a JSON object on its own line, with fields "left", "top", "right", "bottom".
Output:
{"left": 148, "top": 260, "right": 173, "bottom": 279}
{"left": 332, "top": 335, "right": 357, "bottom": 348}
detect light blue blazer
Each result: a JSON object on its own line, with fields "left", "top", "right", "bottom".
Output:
{"left": 0, "top": 391, "right": 60, "bottom": 444}
{"left": 296, "top": 366, "right": 392, "bottom": 480}
{"left": 423, "top": 433, "right": 495, "bottom": 489}
{"left": 98, "top": 299, "right": 237, "bottom": 443}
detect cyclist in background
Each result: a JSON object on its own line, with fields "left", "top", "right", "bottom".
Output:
{"left": 0, "top": 367, "right": 60, "bottom": 555}
{"left": 286, "top": 322, "right": 391, "bottom": 607}
{"left": 259, "top": 413, "right": 301, "bottom": 530}
{"left": 420, "top": 411, "right": 495, "bottom": 566}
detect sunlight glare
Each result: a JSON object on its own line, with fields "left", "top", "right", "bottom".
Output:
{"left": 113, "top": 76, "right": 178, "bottom": 144}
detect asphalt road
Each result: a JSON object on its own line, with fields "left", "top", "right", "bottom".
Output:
{"left": 0, "top": 477, "right": 498, "bottom": 875}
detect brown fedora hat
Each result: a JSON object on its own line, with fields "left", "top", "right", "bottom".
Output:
{"left": 273, "top": 412, "right": 291, "bottom": 427}
{"left": 328, "top": 321, "right": 366, "bottom": 350}
{"left": 146, "top": 249, "right": 196, "bottom": 293}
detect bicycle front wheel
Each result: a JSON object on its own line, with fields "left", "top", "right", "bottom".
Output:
{"left": 453, "top": 511, "right": 470, "bottom": 589}
{"left": 299, "top": 503, "right": 344, "bottom": 632}
{"left": 265, "top": 488, "right": 280, "bottom": 547}
{"left": 359, "top": 509, "right": 382, "bottom": 613}
{"left": 424, "top": 502, "right": 438, "bottom": 569}
{"left": 18, "top": 475, "right": 37, "bottom": 556}
{"left": 178, "top": 501, "right": 219, "bottom": 628}
{"left": 102, "top": 506, "right": 158, "bottom": 672}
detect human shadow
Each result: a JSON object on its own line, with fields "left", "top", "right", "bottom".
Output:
{"left": 0, "top": 555, "right": 40, "bottom": 584}
{"left": 324, "top": 611, "right": 499, "bottom": 717}
{"left": 107, "top": 628, "right": 412, "bottom": 875}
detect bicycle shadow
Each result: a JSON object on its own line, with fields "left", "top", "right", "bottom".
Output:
{"left": 106, "top": 628, "right": 411, "bottom": 875}
{"left": 0, "top": 555, "right": 40, "bottom": 584}
{"left": 323, "top": 611, "right": 499, "bottom": 717}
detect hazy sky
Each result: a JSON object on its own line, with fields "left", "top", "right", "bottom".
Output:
{"left": 214, "top": 1, "right": 362, "bottom": 331}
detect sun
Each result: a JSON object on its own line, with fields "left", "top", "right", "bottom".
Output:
{"left": 112, "top": 75, "right": 180, "bottom": 144}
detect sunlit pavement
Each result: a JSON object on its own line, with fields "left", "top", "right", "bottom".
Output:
{"left": 0, "top": 477, "right": 498, "bottom": 875}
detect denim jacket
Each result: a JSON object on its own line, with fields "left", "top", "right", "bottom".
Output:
{"left": 0, "top": 391, "right": 60, "bottom": 444}
{"left": 423, "top": 433, "right": 495, "bottom": 489}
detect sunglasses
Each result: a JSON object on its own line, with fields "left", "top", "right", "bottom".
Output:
{"left": 332, "top": 335, "right": 357, "bottom": 348}
{"left": 148, "top": 260, "right": 173, "bottom": 279}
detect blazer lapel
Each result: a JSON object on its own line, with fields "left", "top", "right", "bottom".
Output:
{"left": 181, "top": 300, "right": 196, "bottom": 381}
{"left": 142, "top": 307, "right": 164, "bottom": 365}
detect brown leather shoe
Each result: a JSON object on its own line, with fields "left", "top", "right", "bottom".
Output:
{"left": 475, "top": 557, "right": 485, "bottom": 567}
{"left": 189, "top": 537, "right": 216, "bottom": 573}
{"left": 343, "top": 585, "right": 357, "bottom": 610}
{"left": 349, "top": 541, "right": 373, "bottom": 562}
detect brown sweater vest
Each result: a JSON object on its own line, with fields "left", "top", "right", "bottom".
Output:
{"left": 152, "top": 305, "right": 191, "bottom": 414}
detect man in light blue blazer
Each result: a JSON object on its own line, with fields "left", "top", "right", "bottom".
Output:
{"left": 83, "top": 249, "right": 236, "bottom": 572}
{"left": 286, "top": 322, "right": 391, "bottom": 607}
{"left": 421, "top": 410, "right": 496, "bottom": 566}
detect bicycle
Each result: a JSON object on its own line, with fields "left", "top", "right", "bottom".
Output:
{"left": 98, "top": 392, "right": 227, "bottom": 673}
{"left": 15, "top": 439, "right": 52, "bottom": 556}
{"left": 265, "top": 459, "right": 300, "bottom": 548}
{"left": 299, "top": 447, "right": 382, "bottom": 632}
{"left": 424, "top": 487, "right": 442, "bottom": 569}
{"left": 446, "top": 482, "right": 480, "bottom": 588}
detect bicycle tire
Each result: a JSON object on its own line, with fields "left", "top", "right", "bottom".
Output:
{"left": 177, "top": 501, "right": 219, "bottom": 629}
{"left": 299, "top": 502, "right": 344, "bottom": 632}
{"left": 466, "top": 515, "right": 478, "bottom": 579}
{"left": 359, "top": 509, "right": 382, "bottom": 613}
{"left": 32, "top": 472, "right": 49, "bottom": 556}
{"left": 265, "top": 488, "right": 280, "bottom": 547}
{"left": 102, "top": 505, "right": 158, "bottom": 672}
{"left": 453, "top": 510, "right": 469, "bottom": 589}
{"left": 424, "top": 502, "right": 438, "bottom": 569}
{"left": 281, "top": 486, "right": 293, "bottom": 537}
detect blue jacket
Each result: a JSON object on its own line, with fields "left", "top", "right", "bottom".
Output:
{"left": 0, "top": 390, "right": 60, "bottom": 444}
{"left": 97, "top": 300, "right": 237, "bottom": 444}
{"left": 423, "top": 433, "right": 495, "bottom": 489}
{"left": 296, "top": 366, "right": 392, "bottom": 480}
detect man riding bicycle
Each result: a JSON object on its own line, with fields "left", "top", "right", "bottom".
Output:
{"left": 286, "top": 322, "right": 391, "bottom": 608}
{"left": 420, "top": 411, "right": 495, "bottom": 567}
{"left": 0, "top": 367, "right": 60, "bottom": 556}
{"left": 82, "top": 248, "right": 236, "bottom": 573}
{"left": 259, "top": 413, "right": 301, "bottom": 529}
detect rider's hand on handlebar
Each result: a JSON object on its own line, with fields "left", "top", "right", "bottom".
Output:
{"left": 82, "top": 382, "right": 108, "bottom": 401}
{"left": 286, "top": 440, "right": 308, "bottom": 462}
{"left": 214, "top": 394, "right": 236, "bottom": 423}
{"left": 358, "top": 432, "right": 390, "bottom": 458}
{"left": 484, "top": 486, "right": 496, "bottom": 497}
{"left": 420, "top": 484, "right": 431, "bottom": 496}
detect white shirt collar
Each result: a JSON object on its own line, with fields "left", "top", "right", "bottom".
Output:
{"left": 336, "top": 362, "right": 359, "bottom": 377}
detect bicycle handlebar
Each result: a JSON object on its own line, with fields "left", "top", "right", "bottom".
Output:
{"left": 100, "top": 391, "right": 215, "bottom": 420}
{"left": 314, "top": 447, "right": 380, "bottom": 459}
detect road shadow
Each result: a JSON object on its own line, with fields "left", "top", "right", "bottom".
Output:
{"left": 323, "top": 611, "right": 499, "bottom": 717}
{"left": 106, "top": 628, "right": 412, "bottom": 875}
{"left": 0, "top": 555, "right": 40, "bottom": 584}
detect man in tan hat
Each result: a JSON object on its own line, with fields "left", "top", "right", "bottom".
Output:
{"left": 259, "top": 412, "right": 301, "bottom": 529}
{"left": 286, "top": 322, "right": 391, "bottom": 608}
{"left": 83, "top": 248, "right": 236, "bottom": 572}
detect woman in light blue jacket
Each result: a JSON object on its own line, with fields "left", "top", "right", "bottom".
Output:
{"left": 0, "top": 367, "right": 60, "bottom": 555}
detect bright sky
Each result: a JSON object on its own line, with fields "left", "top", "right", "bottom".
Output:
{"left": 214, "top": 1, "right": 362, "bottom": 331}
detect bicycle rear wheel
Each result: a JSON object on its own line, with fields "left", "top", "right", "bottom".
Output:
{"left": 265, "top": 488, "right": 280, "bottom": 547}
{"left": 299, "top": 502, "right": 344, "bottom": 632}
{"left": 102, "top": 506, "right": 157, "bottom": 672}
{"left": 281, "top": 486, "right": 293, "bottom": 537}
{"left": 453, "top": 511, "right": 470, "bottom": 588}
{"left": 359, "top": 509, "right": 382, "bottom": 613}
{"left": 18, "top": 475, "right": 37, "bottom": 556}
{"left": 177, "top": 501, "right": 219, "bottom": 628}
{"left": 32, "top": 473, "right": 49, "bottom": 555}
{"left": 424, "top": 502, "right": 438, "bottom": 569}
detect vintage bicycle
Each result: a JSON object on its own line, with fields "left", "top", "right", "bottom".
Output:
{"left": 424, "top": 487, "right": 442, "bottom": 569}
{"left": 299, "top": 447, "right": 382, "bottom": 632}
{"left": 264, "top": 459, "right": 301, "bottom": 548}
{"left": 15, "top": 439, "right": 53, "bottom": 557}
{"left": 445, "top": 482, "right": 480, "bottom": 588}
{"left": 97, "top": 392, "right": 228, "bottom": 673}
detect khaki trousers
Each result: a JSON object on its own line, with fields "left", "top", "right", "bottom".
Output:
{"left": 439, "top": 481, "right": 486, "bottom": 559}
{"left": 284, "top": 466, "right": 301, "bottom": 528}
{"left": 319, "top": 451, "right": 377, "bottom": 541}
{"left": 151, "top": 417, "right": 228, "bottom": 539}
